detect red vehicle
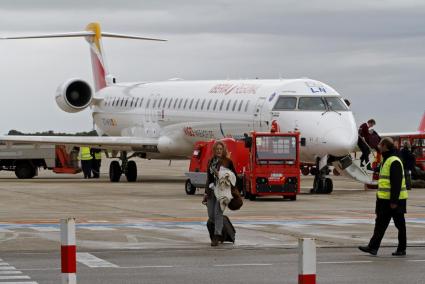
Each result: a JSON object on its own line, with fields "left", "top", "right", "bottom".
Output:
{"left": 184, "top": 138, "right": 249, "bottom": 195}
{"left": 393, "top": 134, "right": 425, "bottom": 171}
{"left": 185, "top": 131, "right": 300, "bottom": 201}
{"left": 243, "top": 132, "right": 300, "bottom": 200}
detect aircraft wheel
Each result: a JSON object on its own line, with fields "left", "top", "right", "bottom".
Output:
{"left": 109, "top": 160, "right": 121, "bottom": 182}
{"left": 15, "top": 162, "right": 36, "bottom": 179}
{"left": 249, "top": 194, "right": 257, "bottom": 201}
{"left": 125, "top": 160, "right": 137, "bottom": 182}
{"left": 288, "top": 195, "right": 297, "bottom": 201}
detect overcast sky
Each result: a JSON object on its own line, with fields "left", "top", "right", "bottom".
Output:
{"left": 0, "top": 0, "right": 424, "bottom": 134}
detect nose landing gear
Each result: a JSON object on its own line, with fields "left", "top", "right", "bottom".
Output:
{"left": 310, "top": 156, "right": 333, "bottom": 194}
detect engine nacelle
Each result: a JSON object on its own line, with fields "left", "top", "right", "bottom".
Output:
{"left": 55, "top": 79, "right": 93, "bottom": 113}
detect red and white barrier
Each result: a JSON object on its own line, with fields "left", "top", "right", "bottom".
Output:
{"left": 298, "top": 238, "right": 316, "bottom": 284}
{"left": 61, "top": 218, "right": 77, "bottom": 284}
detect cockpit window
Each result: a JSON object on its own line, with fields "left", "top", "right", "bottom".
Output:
{"left": 298, "top": 97, "right": 326, "bottom": 111}
{"left": 324, "top": 97, "right": 348, "bottom": 111}
{"left": 273, "top": 97, "right": 297, "bottom": 110}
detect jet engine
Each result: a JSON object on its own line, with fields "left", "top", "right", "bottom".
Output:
{"left": 55, "top": 79, "right": 93, "bottom": 113}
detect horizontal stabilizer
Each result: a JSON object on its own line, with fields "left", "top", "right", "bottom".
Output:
{"left": 1, "top": 31, "right": 166, "bottom": 41}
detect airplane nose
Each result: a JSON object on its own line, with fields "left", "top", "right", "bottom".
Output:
{"left": 324, "top": 127, "right": 357, "bottom": 156}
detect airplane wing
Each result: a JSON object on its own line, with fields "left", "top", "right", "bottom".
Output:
{"left": 0, "top": 135, "right": 159, "bottom": 152}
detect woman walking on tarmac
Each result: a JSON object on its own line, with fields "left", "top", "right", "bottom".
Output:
{"left": 202, "top": 141, "right": 238, "bottom": 247}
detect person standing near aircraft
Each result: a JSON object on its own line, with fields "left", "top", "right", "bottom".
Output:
{"left": 80, "top": 146, "right": 92, "bottom": 179}
{"left": 359, "top": 137, "right": 408, "bottom": 256}
{"left": 358, "top": 119, "right": 376, "bottom": 170}
{"left": 400, "top": 141, "right": 415, "bottom": 190}
{"left": 91, "top": 148, "right": 102, "bottom": 178}
{"left": 203, "top": 141, "right": 237, "bottom": 246}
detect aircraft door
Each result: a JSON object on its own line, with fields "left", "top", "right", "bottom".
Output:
{"left": 253, "top": 97, "right": 267, "bottom": 130}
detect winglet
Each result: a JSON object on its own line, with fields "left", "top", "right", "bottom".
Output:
{"left": 419, "top": 112, "right": 425, "bottom": 133}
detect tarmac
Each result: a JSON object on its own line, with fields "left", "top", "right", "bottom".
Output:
{"left": 0, "top": 158, "right": 424, "bottom": 283}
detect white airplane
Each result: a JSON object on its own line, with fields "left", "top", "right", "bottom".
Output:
{"left": 1, "top": 22, "right": 361, "bottom": 191}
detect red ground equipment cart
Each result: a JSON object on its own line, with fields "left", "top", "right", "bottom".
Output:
{"left": 243, "top": 132, "right": 300, "bottom": 200}
{"left": 185, "top": 130, "right": 300, "bottom": 201}
{"left": 184, "top": 138, "right": 249, "bottom": 195}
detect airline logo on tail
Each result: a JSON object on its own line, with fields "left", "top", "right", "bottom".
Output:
{"left": 85, "top": 23, "right": 108, "bottom": 91}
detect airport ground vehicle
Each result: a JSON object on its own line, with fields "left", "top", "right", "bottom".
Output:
{"left": 185, "top": 131, "right": 300, "bottom": 200}
{"left": 0, "top": 144, "right": 80, "bottom": 179}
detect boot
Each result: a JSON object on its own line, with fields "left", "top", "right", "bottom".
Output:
{"left": 211, "top": 236, "right": 219, "bottom": 247}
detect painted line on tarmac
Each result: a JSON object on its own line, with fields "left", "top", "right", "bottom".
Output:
{"left": 318, "top": 261, "right": 373, "bottom": 264}
{"left": 0, "top": 275, "right": 30, "bottom": 280}
{"left": 77, "top": 253, "right": 118, "bottom": 268}
{"left": 0, "top": 267, "right": 16, "bottom": 270}
{"left": 0, "top": 271, "right": 22, "bottom": 275}
{"left": 407, "top": 259, "right": 425, "bottom": 262}
{"left": 214, "top": 263, "right": 273, "bottom": 267}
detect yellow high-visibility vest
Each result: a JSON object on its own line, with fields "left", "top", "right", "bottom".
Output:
{"left": 79, "top": 147, "right": 92, "bottom": 161}
{"left": 94, "top": 152, "right": 102, "bottom": 160}
{"left": 377, "top": 156, "right": 407, "bottom": 200}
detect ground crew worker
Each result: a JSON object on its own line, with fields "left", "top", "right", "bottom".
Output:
{"left": 358, "top": 119, "right": 376, "bottom": 170}
{"left": 80, "top": 146, "right": 92, "bottom": 179}
{"left": 91, "top": 148, "right": 102, "bottom": 178}
{"left": 358, "top": 137, "right": 407, "bottom": 256}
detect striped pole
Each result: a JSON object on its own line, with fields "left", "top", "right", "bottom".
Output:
{"left": 61, "top": 218, "right": 77, "bottom": 284}
{"left": 298, "top": 238, "right": 316, "bottom": 284}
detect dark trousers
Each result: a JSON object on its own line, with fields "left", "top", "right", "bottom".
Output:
{"left": 368, "top": 205, "right": 407, "bottom": 252}
{"left": 92, "top": 159, "right": 101, "bottom": 178}
{"left": 357, "top": 137, "right": 370, "bottom": 165}
{"left": 81, "top": 160, "right": 92, "bottom": 179}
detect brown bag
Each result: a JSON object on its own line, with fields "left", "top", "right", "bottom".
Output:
{"left": 228, "top": 188, "right": 243, "bottom": 211}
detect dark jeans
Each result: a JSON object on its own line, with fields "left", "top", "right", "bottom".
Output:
{"left": 368, "top": 203, "right": 407, "bottom": 252}
{"left": 357, "top": 137, "right": 370, "bottom": 165}
{"left": 92, "top": 159, "right": 101, "bottom": 178}
{"left": 81, "top": 160, "right": 92, "bottom": 178}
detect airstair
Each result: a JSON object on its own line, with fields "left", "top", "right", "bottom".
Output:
{"left": 333, "top": 153, "right": 377, "bottom": 186}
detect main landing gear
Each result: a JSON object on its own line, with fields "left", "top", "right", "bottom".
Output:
{"left": 310, "top": 156, "right": 333, "bottom": 194}
{"left": 109, "top": 151, "right": 138, "bottom": 182}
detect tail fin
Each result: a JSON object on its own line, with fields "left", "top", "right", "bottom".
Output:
{"left": 85, "top": 23, "right": 108, "bottom": 91}
{"left": 419, "top": 112, "right": 425, "bottom": 133}
{"left": 2, "top": 22, "right": 166, "bottom": 91}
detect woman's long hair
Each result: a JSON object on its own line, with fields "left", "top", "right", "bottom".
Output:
{"left": 212, "top": 140, "right": 229, "bottom": 159}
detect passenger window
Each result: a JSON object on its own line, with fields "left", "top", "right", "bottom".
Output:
{"left": 146, "top": 99, "right": 151, "bottom": 108}
{"left": 173, "top": 98, "right": 179, "bottom": 109}
{"left": 189, "top": 98, "right": 194, "bottom": 109}
{"left": 183, "top": 98, "right": 188, "bottom": 109}
{"left": 324, "top": 97, "right": 348, "bottom": 111}
{"left": 120, "top": 99, "right": 124, "bottom": 107}
{"left": 130, "top": 98, "right": 134, "bottom": 107}
{"left": 213, "top": 99, "right": 218, "bottom": 111}
{"left": 207, "top": 99, "right": 212, "bottom": 110}
{"left": 232, "top": 100, "right": 238, "bottom": 111}
{"left": 135, "top": 98, "right": 139, "bottom": 107}
{"left": 158, "top": 98, "right": 163, "bottom": 108}
{"left": 139, "top": 98, "right": 144, "bottom": 107}
{"left": 195, "top": 99, "right": 200, "bottom": 110}
{"left": 153, "top": 99, "right": 157, "bottom": 109}
{"left": 238, "top": 100, "right": 243, "bottom": 111}
{"left": 219, "top": 100, "right": 225, "bottom": 111}
{"left": 162, "top": 98, "right": 167, "bottom": 108}
{"left": 178, "top": 98, "right": 183, "bottom": 109}
{"left": 168, "top": 98, "right": 173, "bottom": 109}
{"left": 298, "top": 97, "right": 326, "bottom": 111}
{"left": 244, "top": 101, "right": 250, "bottom": 112}
{"left": 226, "top": 100, "right": 231, "bottom": 111}
{"left": 273, "top": 97, "right": 297, "bottom": 110}
{"left": 200, "top": 99, "right": 206, "bottom": 110}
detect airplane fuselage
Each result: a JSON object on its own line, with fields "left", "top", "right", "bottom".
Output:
{"left": 92, "top": 78, "right": 358, "bottom": 162}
